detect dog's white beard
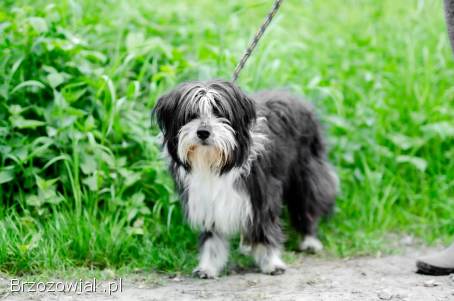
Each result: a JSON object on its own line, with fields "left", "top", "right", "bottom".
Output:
{"left": 177, "top": 115, "right": 236, "bottom": 172}
{"left": 186, "top": 145, "right": 227, "bottom": 171}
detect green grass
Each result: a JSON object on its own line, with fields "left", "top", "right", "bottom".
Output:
{"left": 0, "top": 0, "right": 453, "bottom": 277}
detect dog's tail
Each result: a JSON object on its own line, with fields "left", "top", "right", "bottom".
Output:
{"left": 305, "top": 158, "right": 338, "bottom": 216}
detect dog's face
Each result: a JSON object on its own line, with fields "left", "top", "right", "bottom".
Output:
{"left": 153, "top": 80, "right": 256, "bottom": 173}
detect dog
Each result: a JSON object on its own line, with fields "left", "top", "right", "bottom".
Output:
{"left": 153, "top": 80, "right": 338, "bottom": 278}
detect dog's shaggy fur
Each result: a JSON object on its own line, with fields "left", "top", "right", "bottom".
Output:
{"left": 153, "top": 80, "right": 338, "bottom": 278}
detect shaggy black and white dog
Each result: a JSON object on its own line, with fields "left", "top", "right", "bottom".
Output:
{"left": 153, "top": 80, "right": 338, "bottom": 278}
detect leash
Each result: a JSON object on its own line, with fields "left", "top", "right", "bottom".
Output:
{"left": 232, "top": 0, "right": 285, "bottom": 82}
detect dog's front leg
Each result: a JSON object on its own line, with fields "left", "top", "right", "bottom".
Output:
{"left": 192, "top": 231, "right": 229, "bottom": 279}
{"left": 252, "top": 243, "right": 286, "bottom": 275}
{"left": 247, "top": 216, "right": 286, "bottom": 275}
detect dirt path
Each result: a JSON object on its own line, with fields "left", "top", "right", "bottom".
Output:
{"left": 2, "top": 248, "right": 454, "bottom": 301}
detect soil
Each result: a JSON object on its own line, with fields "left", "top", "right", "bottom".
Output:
{"left": 1, "top": 247, "right": 454, "bottom": 301}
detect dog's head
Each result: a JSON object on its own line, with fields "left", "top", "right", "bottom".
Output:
{"left": 153, "top": 80, "right": 256, "bottom": 174}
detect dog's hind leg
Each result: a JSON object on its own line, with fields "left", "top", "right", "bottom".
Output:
{"left": 193, "top": 231, "right": 229, "bottom": 279}
{"left": 286, "top": 158, "right": 338, "bottom": 253}
{"left": 289, "top": 202, "right": 324, "bottom": 253}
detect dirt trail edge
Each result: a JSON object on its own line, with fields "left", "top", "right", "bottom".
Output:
{"left": 2, "top": 248, "right": 454, "bottom": 301}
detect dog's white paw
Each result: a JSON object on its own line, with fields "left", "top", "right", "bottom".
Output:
{"left": 263, "top": 264, "right": 286, "bottom": 275}
{"left": 252, "top": 244, "right": 287, "bottom": 275}
{"left": 260, "top": 259, "right": 287, "bottom": 275}
{"left": 192, "top": 267, "right": 217, "bottom": 279}
{"left": 257, "top": 251, "right": 287, "bottom": 275}
{"left": 299, "top": 236, "right": 323, "bottom": 253}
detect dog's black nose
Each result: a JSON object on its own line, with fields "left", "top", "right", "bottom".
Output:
{"left": 197, "top": 129, "right": 210, "bottom": 140}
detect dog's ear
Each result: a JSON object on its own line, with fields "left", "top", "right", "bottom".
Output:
{"left": 235, "top": 87, "right": 256, "bottom": 129}
{"left": 152, "top": 88, "right": 180, "bottom": 139}
{"left": 229, "top": 81, "right": 257, "bottom": 132}
{"left": 153, "top": 88, "right": 185, "bottom": 165}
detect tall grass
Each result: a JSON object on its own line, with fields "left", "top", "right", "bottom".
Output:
{"left": 0, "top": 0, "right": 453, "bottom": 276}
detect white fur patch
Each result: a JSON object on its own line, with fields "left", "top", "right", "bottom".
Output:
{"left": 182, "top": 167, "right": 252, "bottom": 236}
{"left": 299, "top": 235, "right": 324, "bottom": 252}
{"left": 252, "top": 244, "right": 286, "bottom": 274}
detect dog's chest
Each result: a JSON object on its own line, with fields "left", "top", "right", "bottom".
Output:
{"left": 183, "top": 170, "right": 252, "bottom": 235}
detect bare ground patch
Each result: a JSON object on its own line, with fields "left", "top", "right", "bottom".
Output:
{"left": 2, "top": 247, "right": 454, "bottom": 301}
